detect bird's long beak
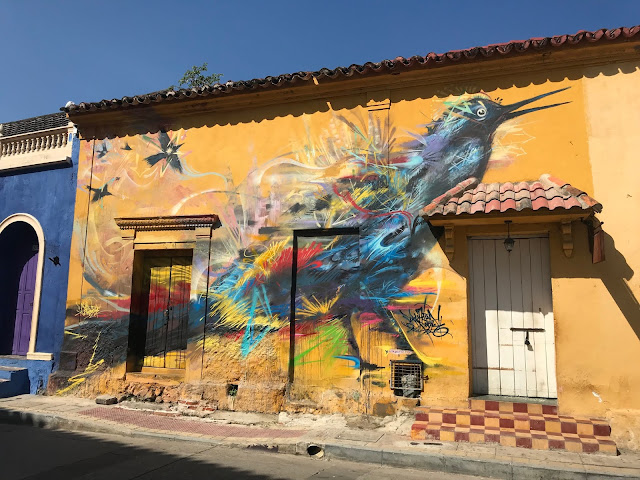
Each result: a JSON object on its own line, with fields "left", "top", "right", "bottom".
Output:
{"left": 503, "top": 87, "right": 570, "bottom": 120}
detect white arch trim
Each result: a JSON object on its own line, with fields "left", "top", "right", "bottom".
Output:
{"left": 0, "top": 213, "right": 52, "bottom": 361}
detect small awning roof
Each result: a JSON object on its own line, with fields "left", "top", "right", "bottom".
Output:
{"left": 422, "top": 174, "right": 602, "bottom": 221}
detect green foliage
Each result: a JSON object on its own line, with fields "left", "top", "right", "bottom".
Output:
{"left": 169, "top": 63, "right": 222, "bottom": 91}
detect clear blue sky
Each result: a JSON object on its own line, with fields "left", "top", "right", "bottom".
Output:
{"left": 0, "top": 1, "right": 638, "bottom": 123}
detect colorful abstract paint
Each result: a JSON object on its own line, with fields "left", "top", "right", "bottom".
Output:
{"left": 55, "top": 86, "right": 571, "bottom": 411}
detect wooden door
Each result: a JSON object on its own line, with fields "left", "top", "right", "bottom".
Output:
{"left": 469, "top": 237, "right": 557, "bottom": 398}
{"left": 142, "top": 254, "right": 191, "bottom": 369}
{"left": 12, "top": 249, "right": 38, "bottom": 355}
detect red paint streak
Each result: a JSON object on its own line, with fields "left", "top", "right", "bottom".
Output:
{"left": 224, "top": 330, "right": 245, "bottom": 341}
{"left": 108, "top": 297, "right": 132, "bottom": 310}
{"left": 333, "top": 185, "right": 413, "bottom": 224}
{"left": 360, "top": 313, "right": 383, "bottom": 325}
{"left": 279, "top": 323, "right": 321, "bottom": 341}
{"left": 261, "top": 243, "right": 324, "bottom": 281}
{"left": 146, "top": 281, "right": 191, "bottom": 314}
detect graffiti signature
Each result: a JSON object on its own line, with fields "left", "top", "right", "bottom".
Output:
{"left": 398, "top": 297, "right": 450, "bottom": 340}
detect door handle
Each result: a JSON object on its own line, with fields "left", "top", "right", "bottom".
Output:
{"left": 510, "top": 328, "right": 545, "bottom": 348}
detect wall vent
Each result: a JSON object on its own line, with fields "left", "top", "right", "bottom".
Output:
{"left": 390, "top": 360, "right": 423, "bottom": 397}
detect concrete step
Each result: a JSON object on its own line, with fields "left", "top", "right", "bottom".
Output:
{"left": 0, "top": 367, "right": 29, "bottom": 398}
{"left": 415, "top": 407, "right": 611, "bottom": 437}
{"left": 0, "top": 366, "right": 26, "bottom": 381}
{"left": 411, "top": 420, "right": 617, "bottom": 454}
{"left": 412, "top": 403, "right": 616, "bottom": 455}
{"left": 468, "top": 397, "right": 558, "bottom": 415}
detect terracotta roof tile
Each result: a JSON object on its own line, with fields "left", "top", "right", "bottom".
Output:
{"left": 62, "top": 25, "right": 640, "bottom": 116}
{"left": 422, "top": 174, "right": 602, "bottom": 218}
{"left": 444, "top": 201, "right": 458, "bottom": 216}
{"left": 470, "top": 201, "right": 485, "bottom": 215}
{"left": 500, "top": 182, "right": 514, "bottom": 194}
{"left": 516, "top": 197, "right": 532, "bottom": 211}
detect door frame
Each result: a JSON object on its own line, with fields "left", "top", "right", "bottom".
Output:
{"left": 127, "top": 248, "right": 193, "bottom": 372}
{"left": 0, "top": 213, "right": 49, "bottom": 360}
{"left": 467, "top": 234, "right": 557, "bottom": 398}
{"left": 288, "top": 227, "right": 359, "bottom": 384}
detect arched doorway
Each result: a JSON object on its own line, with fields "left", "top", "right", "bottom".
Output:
{"left": 0, "top": 216, "right": 44, "bottom": 356}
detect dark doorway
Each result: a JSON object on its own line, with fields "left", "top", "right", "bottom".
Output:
{"left": 289, "top": 228, "right": 360, "bottom": 387}
{"left": 0, "top": 222, "right": 39, "bottom": 355}
{"left": 127, "top": 250, "right": 192, "bottom": 372}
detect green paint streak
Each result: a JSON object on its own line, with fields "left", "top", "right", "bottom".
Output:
{"left": 294, "top": 318, "right": 349, "bottom": 366}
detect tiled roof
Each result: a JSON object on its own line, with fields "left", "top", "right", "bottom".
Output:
{"left": 0, "top": 112, "right": 69, "bottom": 137}
{"left": 62, "top": 25, "right": 640, "bottom": 115}
{"left": 422, "top": 174, "right": 602, "bottom": 218}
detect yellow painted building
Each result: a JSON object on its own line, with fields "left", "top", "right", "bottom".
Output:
{"left": 51, "top": 26, "right": 640, "bottom": 452}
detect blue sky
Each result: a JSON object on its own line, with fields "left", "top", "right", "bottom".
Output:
{"left": 0, "top": 1, "right": 638, "bottom": 123}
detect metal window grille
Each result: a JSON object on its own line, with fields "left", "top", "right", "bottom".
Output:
{"left": 389, "top": 360, "right": 423, "bottom": 394}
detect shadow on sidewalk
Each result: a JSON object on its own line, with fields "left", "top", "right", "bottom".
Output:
{"left": 0, "top": 408, "right": 289, "bottom": 480}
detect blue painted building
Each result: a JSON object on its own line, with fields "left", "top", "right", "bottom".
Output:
{"left": 0, "top": 113, "right": 78, "bottom": 394}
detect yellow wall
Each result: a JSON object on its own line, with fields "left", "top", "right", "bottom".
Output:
{"left": 53, "top": 56, "right": 640, "bottom": 446}
{"left": 576, "top": 59, "right": 640, "bottom": 448}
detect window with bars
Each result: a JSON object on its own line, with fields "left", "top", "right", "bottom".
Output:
{"left": 390, "top": 360, "right": 423, "bottom": 397}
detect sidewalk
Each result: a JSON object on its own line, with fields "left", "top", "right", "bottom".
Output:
{"left": 0, "top": 395, "right": 639, "bottom": 479}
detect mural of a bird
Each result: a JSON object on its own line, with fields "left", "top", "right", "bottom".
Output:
{"left": 209, "top": 87, "right": 571, "bottom": 365}
{"left": 87, "top": 177, "right": 119, "bottom": 203}
{"left": 145, "top": 131, "right": 184, "bottom": 173}
{"left": 96, "top": 142, "right": 109, "bottom": 159}
{"left": 402, "top": 87, "right": 570, "bottom": 208}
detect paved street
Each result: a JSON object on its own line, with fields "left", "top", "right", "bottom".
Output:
{"left": 0, "top": 422, "right": 486, "bottom": 480}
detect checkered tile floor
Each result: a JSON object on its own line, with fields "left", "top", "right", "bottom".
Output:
{"left": 411, "top": 400, "right": 617, "bottom": 455}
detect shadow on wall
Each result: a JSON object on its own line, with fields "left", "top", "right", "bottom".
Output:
{"left": 562, "top": 228, "right": 640, "bottom": 342}
{"left": 446, "top": 221, "right": 640, "bottom": 343}
{"left": 80, "top": 61, "right": 640, "bottom": 141}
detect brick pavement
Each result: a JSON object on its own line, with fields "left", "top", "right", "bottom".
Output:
{"left": 78, "top": 406, "right": 306, "bottom": 439}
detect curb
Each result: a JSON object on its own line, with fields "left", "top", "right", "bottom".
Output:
{"left": 0, "top": 407, "right": 637, "bottom": 480}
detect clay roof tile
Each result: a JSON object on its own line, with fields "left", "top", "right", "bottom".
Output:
{"left": 62, "top": 25, "right": 640, "bottom": 116}
{"left": 421, "top": 174, "right": 601, "bottom": 218}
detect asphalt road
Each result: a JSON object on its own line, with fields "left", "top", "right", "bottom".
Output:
{"left": 0, "top": 422, "right": 489, "bottom": 480}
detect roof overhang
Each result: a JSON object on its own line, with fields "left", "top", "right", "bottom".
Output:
{"left": 62, "top": 25, "right": 640, "bottom": 135}
{"left": 426, "top": 208, "right": 591, "bottom": 226}
{"left": 422, "top": 175, "right": 604, "bottom": 263}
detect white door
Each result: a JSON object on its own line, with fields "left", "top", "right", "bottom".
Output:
{"left": 469, "top": 237, "right": 557, "bottom": 398}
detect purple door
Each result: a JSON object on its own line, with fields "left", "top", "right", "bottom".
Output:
{"left": 12, "top": 251, "right": 38, "bottom": 355}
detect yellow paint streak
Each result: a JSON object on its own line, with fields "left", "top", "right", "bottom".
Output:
{"left": 235, "top": 239, "right": 288, "bottom": 289}
{"left": 57, "top": 331, "right": 105, "bottom": 395}
{"left": 64, "top": 330, "right": 88, "bottom": 340}
{"left": 297, "top": 294, "right": 340, "bottom": 318}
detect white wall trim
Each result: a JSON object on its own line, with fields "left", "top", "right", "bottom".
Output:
{"left": 26, "top": 352, "right": 53, "bottom": 361}
{"left": 0, "top": 213, "right": 45, "bottom": 355}
{"left": 0, "top": 125, "right": 73, "bottom": 173}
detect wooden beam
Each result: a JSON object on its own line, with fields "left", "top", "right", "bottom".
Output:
{"left": 444, "top": 225, "right": 455, "bottom": 260}
{"left": 561, "top": 220, "right": 573, "bottom": 258}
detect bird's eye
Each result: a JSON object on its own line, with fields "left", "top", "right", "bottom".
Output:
{"left": 476, "top": 107, "right": 487, "bottom": 118}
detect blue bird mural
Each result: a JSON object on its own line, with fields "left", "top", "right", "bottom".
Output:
{"left": 207, "top": 87, "right": 571, "bottom": 373}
